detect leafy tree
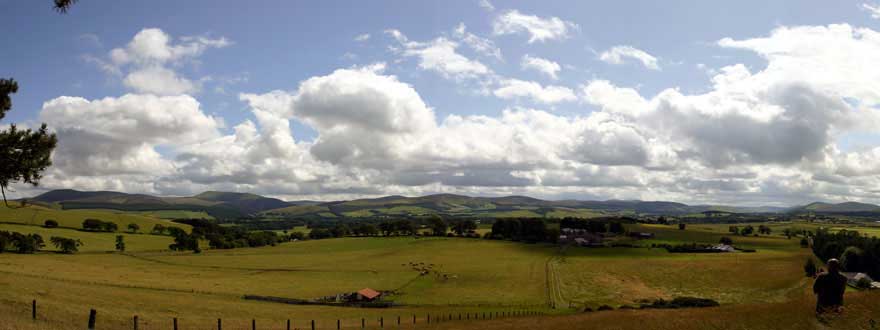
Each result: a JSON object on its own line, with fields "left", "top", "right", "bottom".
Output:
{"left": 10, "top": 233, "right": 43, "bottom": 253}
{"left": 378, "top": 221, "right": 394, "bottom": 236}
{"left": 609, "top": 222, "right": 625, "bottom": 234}
{"left": 804, "top": 258, "right": 817, "bottom": 277}
{"left": 289, "top": 232, "right": 306, "bottom": 241}
{"left": 308, "top": 228, "right": 332, "bottom": 239}
{"left": 43, "top": 219, "right": 59, "bottom": 228}
{"left": 586, "top": 220, "right": 606, "bottom": 233}
{"left": 657, "top": 216, "right": 668, "bottom": 225}
{"left": 840, "top": 246, "right": 866, "bottom": 272}
{"left": 740, "top": 225, "right": 755, "bottom": 236}
{"left": 452, "top": 219, "right": 477, "bottom": 236}
{"left": 758, "top": 225, "right": 772, "bottom": 235}
{"left": 0, "top": 79, "right": 58, "bottom": 206}
{"left": 428, "top": 216, "right": 447, "bottom": 236}
{"left": 800, "top": 237, "right": 810, "bottom": 248}
{"left": 169, "top": 232, "right": 200, "bottom": 253}
{"left": 719, "top": 236, "right": 733, "bottom": 245}
{"left": 728, "top": 226, "right": 739, "bottom": 234}
{"left": 151, "top": 224, "right": 166, "bottom": 235}
{"left": 127, "top": 223, "right": 140, "bottom": 233}
{"left": 394, "top": 219, "right": 416, "bottom": 235}
{"left": 50, "top": 236, "right": 82, "bottom": 254}
{"left": 115, "top": 235, "right": 125, "bottom": 252}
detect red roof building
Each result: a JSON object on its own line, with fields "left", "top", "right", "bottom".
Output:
{"left": 357, "top": 288, "right": 382, "bottom": 301}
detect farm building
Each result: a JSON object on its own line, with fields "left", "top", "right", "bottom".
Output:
{"left": 559, "top": 228, "right": 603, "bottom": 246}
{"left": 356, "top": 288, "right": 382, "bottom": 301}
{"left": 628, "top": 232, "right": 655, "bottom": 239}
{"left": 710, "top": 244, "right": 735, "bottom": 252}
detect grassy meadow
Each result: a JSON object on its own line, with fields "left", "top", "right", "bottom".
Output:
{"left": 0, "top": 217, "right": 878, "bottom": 329}
{"left": 0, "top": 202, "right": 190, "bottom": 232}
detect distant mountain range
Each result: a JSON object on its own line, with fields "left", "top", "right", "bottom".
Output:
{"left": 23, "top": 189, "right": 879, "bottom": 220}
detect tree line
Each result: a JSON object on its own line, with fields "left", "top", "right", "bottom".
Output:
{"left": 0, "top": 231, "right": 82, "bottom": 254}
{"left": 811, "top": 228, "right": 880, "bottom": 279}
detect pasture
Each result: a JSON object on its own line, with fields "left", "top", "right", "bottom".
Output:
{"left": 0, "top": 220, "right": 826, "bottom": 329}
{"left": 0, "top": 203, "right": 190, "bottom": 232}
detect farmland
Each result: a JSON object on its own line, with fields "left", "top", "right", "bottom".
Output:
{"left": 1, "top": 214, "right": 859, "bottom": 330}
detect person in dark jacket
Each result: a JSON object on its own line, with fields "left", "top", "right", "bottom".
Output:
{"left": 813, "top": 258, "right": 847, "bottom": 314}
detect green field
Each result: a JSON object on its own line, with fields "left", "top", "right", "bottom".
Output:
{"left": 0, "top": 218, "right": 839, "bottom": 329}
{"left": 0, "top": 223, "right": 174, "bottom": 252}
{"left": 0, "top": 203, "right": 190, "bottom": 232}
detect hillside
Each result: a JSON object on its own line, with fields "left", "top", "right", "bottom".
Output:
{"left": 790, "top": 201, "right": 880, "bottom": 214}
{"left": 35, "top": 189, "right": 874, "bottom": 220}
{"left": 27, "top": 189, "right": 295, "bottom": 219}
{"left": 263, "top": 194, "right": 790, "bottom": 219}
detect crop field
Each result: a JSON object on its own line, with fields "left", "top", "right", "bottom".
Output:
{"left": 0, "top": 219, "right": 836, "bottom": 329}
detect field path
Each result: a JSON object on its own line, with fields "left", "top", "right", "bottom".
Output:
{"left": 545, "top": 255, "right": 567, "bottom": 309}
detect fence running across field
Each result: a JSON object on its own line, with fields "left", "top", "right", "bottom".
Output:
{"left": 22, "top": 299, "right": 546, "bottom": 329}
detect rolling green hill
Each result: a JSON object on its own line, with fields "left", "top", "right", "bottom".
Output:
{"left": 26, "top": 189, "right": 294, "bottom": 220}
{"left": 33, "top": 189, "right": 873, "bottom": 221}
{"left": 795, "top": 201, "right": 880, "bottom": 213}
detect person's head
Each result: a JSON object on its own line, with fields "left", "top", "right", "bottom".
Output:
{"left": 827, "top": 258, "right": 840, "bottom": 273}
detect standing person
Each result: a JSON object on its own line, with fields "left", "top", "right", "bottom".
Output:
{"left": 813, "top": 258, "right": 847, "bottom": 314}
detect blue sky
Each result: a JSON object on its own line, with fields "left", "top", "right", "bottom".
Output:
{"left": 4, "top": 0, "right": 880, "bottom": 205}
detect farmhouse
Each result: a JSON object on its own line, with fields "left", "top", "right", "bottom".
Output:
{"left": 356, "top": 288, "right": 382, "bottom": 301}
{"left": 559, "top": 228, "right": 603, "bottom": 246}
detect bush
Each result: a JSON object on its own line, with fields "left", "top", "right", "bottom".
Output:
{"left": 856, "top": 277, "right": 873, "bottom": 289}
{"left": 43, "top": 219, "right": 59, "bottom": 228}
{"left": 678, "top": 223, "right": 686, "bottom": 230}
{"left": 597, "top": 305, "right": 614, "bottom": 311}
{"left": 719, "top": 236, "right": 733, "bottom": 245}
{"left": 804, "top": 258, "right": 817, "bottom": 277}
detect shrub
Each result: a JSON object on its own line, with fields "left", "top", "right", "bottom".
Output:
{"left": 678, "top": 223, "right": 686, "bottom": 230}
{"left": 43, "top": 219, "right": 59, "bottom": 228}
{"left": 719, "top": 236, "right": 733, "bottom": 245}
{"left": 597, "top": 305, "right": 614, "bottom": 311}
{"left": 804, "top": 258, "right": 817, "bottom": 277}
{"left": 856, "top": 277, "right": 873, "bottom": 289}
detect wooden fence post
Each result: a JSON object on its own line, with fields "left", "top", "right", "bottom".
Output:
{"left": 133, "top": 315, "right": 138, "bottom": 330}
{"left": 337, "top": 319, "right": 340, "bottom": 330}
{"left": 427, "top": 314, "right": 430, "bottom": 324}
{"left": 362, "top": 317, "right": 365, "bottom": 328}
{"left": 252, "top": 319, "right": 256, "bottom": 330}
{"left": 217, "top": 318, "right": 222, "bottom": 330}
{"left": 412, "top": 314, "right": 416, "bottom": 324}
{"left": 380, "top": 316, "right": 384, "bottom": 328}
{"left": 87, "top": 309, "right": 96, "bottom": 330}
{"left": 397, "top": 315, "right": 401, "bottom": 325}
{"left": 287, "top": 319, "right": 291, "bottom": 330}
{"left": 32, "top": 299, "right": 36, "bottom": 320}
{"left": 311, "top": 320, "right": 315, "bottom": 330}
{"left": 173, "top": 317, "right": 178, "bottom": 330}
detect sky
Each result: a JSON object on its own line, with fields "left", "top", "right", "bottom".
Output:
{"left": 3, "top": 0, "right": 880, "bottom": 206}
